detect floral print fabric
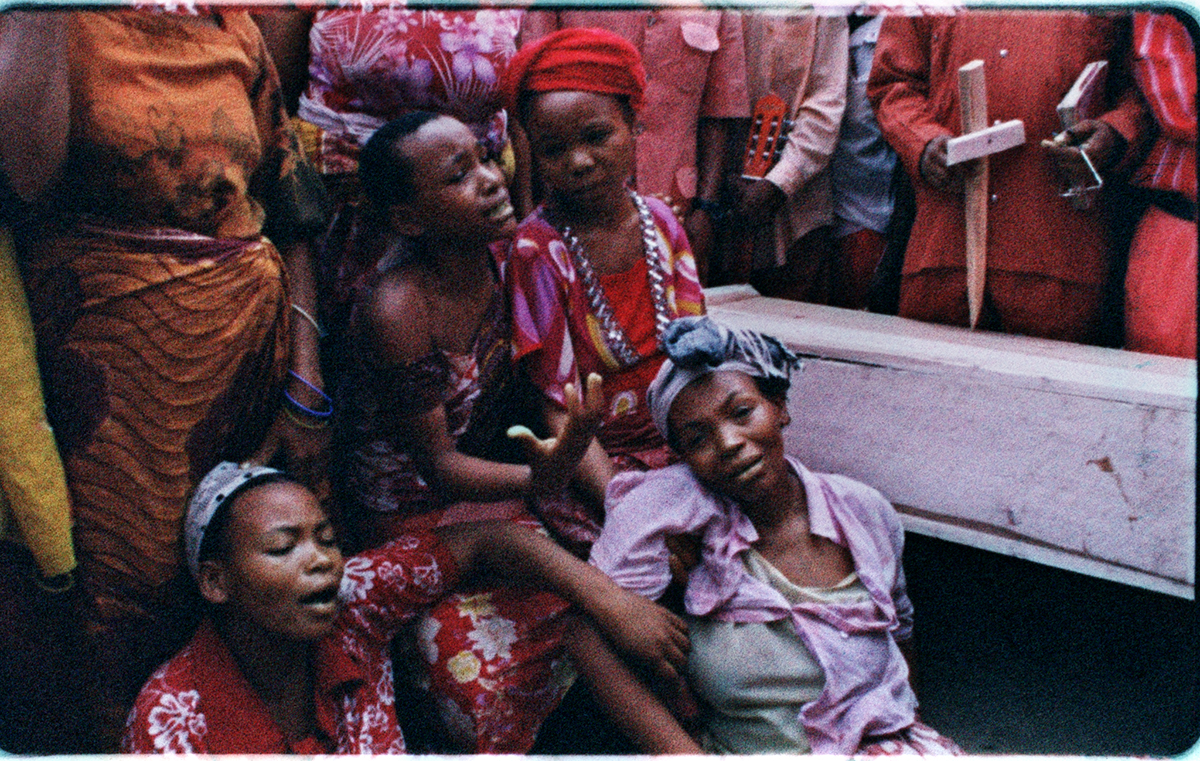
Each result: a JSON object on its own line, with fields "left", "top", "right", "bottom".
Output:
{"left": 122, "top": 533, "right": 457, "bottom": 754}
{"left": 298, "top": 6, "right": 523, "bottom": 175}
{"left": 415, "top": 585, "right": 575, "bottom": 752}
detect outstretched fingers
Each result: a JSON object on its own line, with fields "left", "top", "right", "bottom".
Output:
{"left": 508, "top": 373, "right": 605, "bottom": 496}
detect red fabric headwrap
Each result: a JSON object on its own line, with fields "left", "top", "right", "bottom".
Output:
{"left": 501, "top": 27, "right": 646, "bottom": 116}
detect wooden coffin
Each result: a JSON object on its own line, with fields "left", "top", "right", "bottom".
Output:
{"left": 707, "top": 286, "right": 1196, "bottom": 599}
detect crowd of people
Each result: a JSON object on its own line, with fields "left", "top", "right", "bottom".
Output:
{"left": 0, "top": 3, "right": 1193, "bottom": 756}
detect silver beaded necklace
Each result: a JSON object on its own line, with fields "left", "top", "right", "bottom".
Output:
{"left": 557, "top": 191, "right": 673, "bottom": 368}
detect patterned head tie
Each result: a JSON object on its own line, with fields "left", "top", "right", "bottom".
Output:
{"left": 648, "top": 316, "right": 802, "bottom": 442}
{"left": 184, "top": 461, "right": 283, "bottom": 580}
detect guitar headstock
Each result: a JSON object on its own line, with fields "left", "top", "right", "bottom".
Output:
{"left": 741, "top": 92, "right": 792, "bottom": 179}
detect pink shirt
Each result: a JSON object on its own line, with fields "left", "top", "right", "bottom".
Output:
{"left": 122, "top": 534, "right": 457, "bottom": 754}
{"left": 591, "top": 457, "right": 918, "bottom": 754}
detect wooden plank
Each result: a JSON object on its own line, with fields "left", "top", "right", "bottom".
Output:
{"left": 707, "top": 293, "right": 1197, "bottom": 599}
{"left": 959, "top": 60, "right": 988, "bottom": 330}
{"left": 702, "top": 288, "right": 1196, "bottom": 409}
{"left": 945, "top": 119, "right": 1026, "bottom": 165}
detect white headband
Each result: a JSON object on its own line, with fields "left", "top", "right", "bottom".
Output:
{"left": 184, "top": 461, "right": 282, "bottom": 580}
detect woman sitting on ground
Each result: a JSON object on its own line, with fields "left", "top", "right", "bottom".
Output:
{"left": 336, "top": 111, "right": 645, "bottom": 752}
{"left": 122, "top": 461, "right": 699, "bottom": 754}
{"left": 590, "top": 315, "right": 964, "bottom": 755}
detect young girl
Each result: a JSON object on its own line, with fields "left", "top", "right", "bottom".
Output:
{"left": 499, "top": 28, "right": 706, "bottom": 542}
{"left": 590, "top": 316, "right": 963, "bottom": 755}
{"left": 122, "top": 462, "right": 698, "bottom": 754}
{"left": 334, "top": 111, "right": 631, "bottom": 753}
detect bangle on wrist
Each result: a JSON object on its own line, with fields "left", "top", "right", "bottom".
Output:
{"left": 291, "top": 303, "right": 326, "bottom": 338}
{"left": 283, "top": 406, "right": 331, "bottom": 430}
{"left": 285, "top": 370, "right": 333, "bottom": 418}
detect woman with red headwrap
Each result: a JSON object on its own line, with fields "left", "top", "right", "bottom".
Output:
{"left": 502, "top": 28, "right": 706, "bottom": 546}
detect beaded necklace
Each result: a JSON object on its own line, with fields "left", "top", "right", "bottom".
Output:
{"left": 557, "top": 192, "right": 672, "bottom": 368}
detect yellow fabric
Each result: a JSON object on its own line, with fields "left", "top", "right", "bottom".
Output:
{"left": 291, "top": 116, "right": 324, "bottom": 168}
{"left": 0, "top": 227, "right": 76, "bottom": 578}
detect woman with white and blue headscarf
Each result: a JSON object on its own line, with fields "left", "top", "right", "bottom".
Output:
{"left": 591, "top": 315, "right": 963, "bottom": 756}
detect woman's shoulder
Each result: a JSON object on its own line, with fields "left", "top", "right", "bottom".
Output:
{"left": 511, "top": 208, "right": 561, "bottom": 249}
{"left": 792, "top": 459, "right": 903, "bottom": 544}
{"left": 641, "top": 194, "right": 686, "bottom": 235}
{"left": 509, "top": 209, "right": 577, "bottom": 282}
{"left": 123, "top": 624, "right": 220, "bottom": 752}
{"left": 605, "top": 463, "right": 721, "bottom": 525}
{"left": 359, "top": 266, "right": 437, "bottom": 365}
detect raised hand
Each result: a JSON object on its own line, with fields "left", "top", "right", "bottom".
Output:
{"left": 507, "top": 372, "right": 604, "bottom": 497}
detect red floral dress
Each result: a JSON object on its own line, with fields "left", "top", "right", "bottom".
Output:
{"left": 335, "top": 251, "right": 577, "bottom": 753}
{"left": 122, "top": 534, "right": 456, "bottom": 754}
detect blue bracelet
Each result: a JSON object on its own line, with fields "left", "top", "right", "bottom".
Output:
{"left": 285, "top": 370, "right": 333, "bottom": 418}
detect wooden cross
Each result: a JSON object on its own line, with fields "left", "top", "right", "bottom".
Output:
{"left": 945, "top": 60, "right": 1025, "bottom": 329}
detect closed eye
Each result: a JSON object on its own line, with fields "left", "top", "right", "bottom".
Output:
{"left": 536, "top": 142, "right": 565, "bottom": 160}
{"left": 584, "top": 127, "right": 612, "bottom": 145}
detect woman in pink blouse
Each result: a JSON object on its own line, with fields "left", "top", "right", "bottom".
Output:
{"left": 591, "top": 316, "right": 963, "bottom": 755}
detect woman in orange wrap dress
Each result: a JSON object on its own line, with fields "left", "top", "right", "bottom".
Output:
{"left": 0, "top": 9, "right": 328, "bottom": 749}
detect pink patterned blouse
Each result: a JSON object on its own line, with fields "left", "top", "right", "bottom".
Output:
{"left": 506, "top": 196, "right": 705, "bottom": 464}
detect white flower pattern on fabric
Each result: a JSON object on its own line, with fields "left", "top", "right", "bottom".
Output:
{"left": 468, "top": 615, "right": 518, "bottom": 661}
{"left": 341, "top": 556, "right": 377, "bottom": 601}
{"left": 362, "top": 701, "right": 390, "bottom": 742}
{"left": 339, "top": 693, "right": 359, "bottom": 751}
{"left": 418, "top": 615, "right": 443, "bottom": 664}
{"left": 146, "top": 690, "right": 206, "bottom": 753}
{"left": 410, "top": 557, "right": 444, "bottom": 595}
{"left": 440, "top": 15, "right": 497, "bottom": 87}
{"left": 378, "top": 656, "right": 396, "bottom": 706}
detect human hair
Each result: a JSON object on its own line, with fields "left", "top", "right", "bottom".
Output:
{"left": 196, "top": 472, "right": 298, "bottom": 567}
{"left": 359, "top": 111, "right": 444, "bottom": 213}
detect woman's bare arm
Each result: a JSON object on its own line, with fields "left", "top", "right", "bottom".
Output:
{"left": 371, "top": 274, "right": 604, "bottom": 502}
{"left": 437, "top": 520, "right": 691, "bottom": 682}
{"left": 252, "top": 9, "right": 312, "bottom": 115}
{"left": 564, "top": 619, "right": 702, "bottom": 755}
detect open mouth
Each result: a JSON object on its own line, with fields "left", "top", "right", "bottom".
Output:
{"left": 487, "top": 199, "right": 514, "bottom": 221}
{"left": 299, "top": 585, "right": 339, "bottom": 607}
{"left": 731, "top": 457, "right": 764, "bottom": 485}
